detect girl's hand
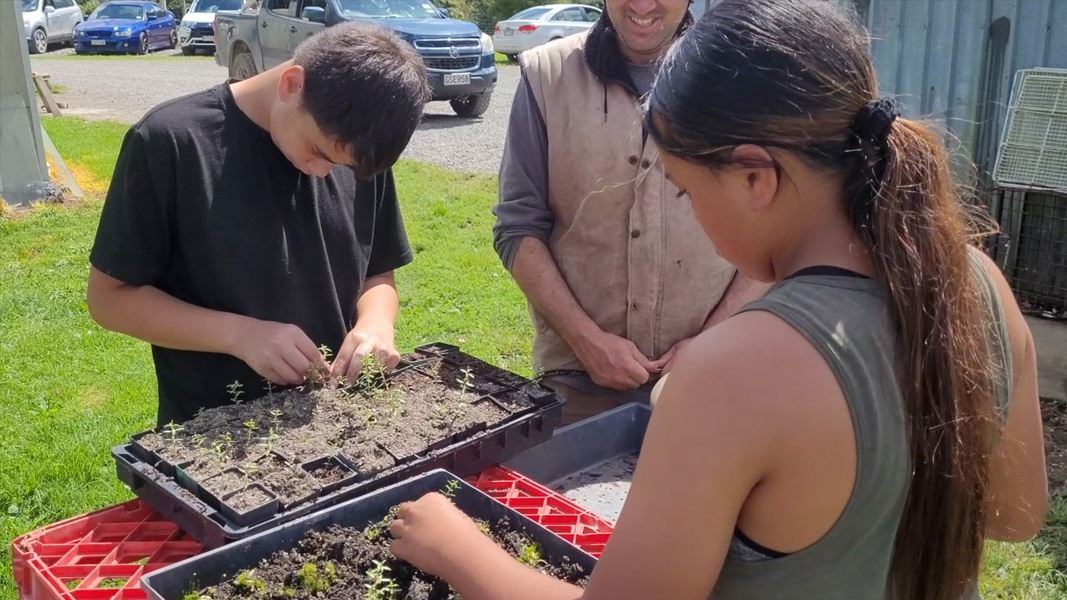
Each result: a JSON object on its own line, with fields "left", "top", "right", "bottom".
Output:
{"left": 389, "top": 492, "right": 488, "bottom": 578}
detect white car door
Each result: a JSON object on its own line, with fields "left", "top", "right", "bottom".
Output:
{"left": 56, "top": 0, "right": 81, "bottom": 38}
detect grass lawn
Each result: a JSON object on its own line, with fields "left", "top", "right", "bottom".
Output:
{"left": 1, "top": 117, "right": 1065, "bottom": 598}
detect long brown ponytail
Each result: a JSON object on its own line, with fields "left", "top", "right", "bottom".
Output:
{"left": 644, "top": 1, "right": 998, "bottom": 597}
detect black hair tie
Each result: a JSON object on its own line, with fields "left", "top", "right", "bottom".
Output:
{"left": 851, "top": 97, "right": 899, "bottom": 147}
{"left": 849, "top": 97, "right": 900, "bottom": 232}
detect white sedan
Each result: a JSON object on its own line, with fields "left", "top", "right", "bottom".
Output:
{"left": 493, "top": 4, "right": 601, "bottom": 60}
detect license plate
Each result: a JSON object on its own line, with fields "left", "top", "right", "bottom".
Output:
{"left": 504, "top": 28, "right": 514, "bottom": 36}
{"left": 90, "top": 39, "right": 106, "bottom": 45}
{"left": 443, "top": 73, "right": 471, "bottom": 86}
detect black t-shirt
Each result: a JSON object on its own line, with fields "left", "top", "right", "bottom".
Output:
{"left": 90, "top": 84, "right": 413, "bottom": 426}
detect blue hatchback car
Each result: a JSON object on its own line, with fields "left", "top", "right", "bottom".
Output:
{"left": 74, "top": 1, "right": 177, "bottom": 54}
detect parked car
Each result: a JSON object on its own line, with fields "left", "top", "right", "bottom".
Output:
{"left": 73, "top": 1, "right": 178, "bottom": 54}
{"left": 492, "top": 3, "right": 600, "bottom": 61}
{"left": 214, "top": 0, "right": 498, "bottom": 117}
{"left": 178, "top": 0, "right": 242, "bottom": 55}
{"left": 22, "top": 0, "right": 85, "bottom": 55}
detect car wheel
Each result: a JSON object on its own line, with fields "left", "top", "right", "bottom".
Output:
{"left": 29, "top": 28, "right": 48, "bottom": 54}
{"left": 168, "top": 30, "right": 177, "bottom": 49}
{"left": 230, "top": 50, "right": 257, "bottom": 81}
{"left": 450, "top": 91, "right": 492, "bottom": 118}
{"left": 137, "top": 33, "right": 148, "bottom": 54}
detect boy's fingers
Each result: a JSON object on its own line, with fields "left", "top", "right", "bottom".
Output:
{"left": 294, "top": 333, "right": 324, "bottom": 365}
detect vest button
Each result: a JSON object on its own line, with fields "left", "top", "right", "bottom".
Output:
{"left": 640, "top": 159, "right": 651, "bottom": 169}
{"left": 628, "top": 155, "right": 639, "bottom": 165}
{"left": 630, "top": 229, "right": 641, "bottom": 238}
{"left": 631, "top": 302, "right": 639, "bottom": 311}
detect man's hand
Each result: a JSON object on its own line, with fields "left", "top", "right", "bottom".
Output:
{"left": 573, "top": 329, "right": 657, "bottom": 390}
{"left": 333, "top": 319, "right": 400, "bottom": 383}
{"left": 231, "top": 319, "right": 326, "bottom": 385}
{"left": 650, "top": 337, "right": 695, "bottom": 374}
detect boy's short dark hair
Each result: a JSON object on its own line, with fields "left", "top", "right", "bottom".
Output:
{"left": 294, "top": 22, "right": 430, "bottom": 179}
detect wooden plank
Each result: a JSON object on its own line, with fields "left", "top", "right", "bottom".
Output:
{"left": 31, "top": 72, "right": 62, "bottom": 117}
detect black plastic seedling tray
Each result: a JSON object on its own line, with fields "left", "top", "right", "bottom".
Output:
{"left": 113, "top": 343, "right": 564, "bottom": 548}
{"left": 140, "top": 469, "right": 597, "bottom": 600}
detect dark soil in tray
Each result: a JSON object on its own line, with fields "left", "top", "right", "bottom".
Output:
{"left": 189, "top": 507, "right": 588, "bottom": 599}
{"left": 227, "top": 485, "right": 274, "bottom": 512}
{"left": 132, "top": 348, "right": 545, "bottom": 527}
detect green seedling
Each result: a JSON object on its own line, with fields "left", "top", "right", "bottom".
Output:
{"left": 242, "top": 419, "right": 259, "bottom": 444}
{"left": 297, "top": 561, "right": 336, "bottom": 593}
{"left": 268, "top": 409, "right": 283, "bottom": 429}
{"left": 191, "top": 433, "right": 206, "bottom": 450}
{"left": 364, "top": 506, "right": 399, "bottom": 542}
{"left": 65, "top": 579, "right": 82, "bottom": 590}
{"left": 358, "top": 354, "right": 388, "bottom": 394}
{"left": 163, "top": 421, "right": 183, "bottom": 443}
{"left": 182, "top": 591, "right": 212, "bottom": 600}
{"left": 263, "top": 427, "right": 279, "bottom": 454}
{"left": 477, "top": 520, "right": 492, "bottom": 536}
{"left": 226, "top": 380, "right": 244, "bottom": 404}
{"left": 517, "top": 542, "right": 546, "bottom": 569}
{"left": 133, "top": 556, "right": 151, "bottom": 566}
{"left": 457, "top": 367, "right": 475, "bottom": 395}
{"left": 442, "top": 479, "right": 461, "bottom": 499}
{"left": 234, "top": 569, "right": 268, "bottom": 595}
{"left": 263, "top": 377, "right": 274, "bottom": 396}
{"left": 98, "top": 577, "right": 128, "bottom": 589}
{"left": 364, "top": 560, "right": 400, "bottom": 600}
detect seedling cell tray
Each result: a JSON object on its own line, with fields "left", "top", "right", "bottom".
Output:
{"left": 140, "top": 470, "right": 596, "bottom": 600}
{"left": 112, "top": 343, "right": 564, "bottom": 548}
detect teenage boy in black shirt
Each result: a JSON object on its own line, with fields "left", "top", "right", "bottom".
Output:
{"left": 87, "top": 22, "right": 430, "bottom": 426}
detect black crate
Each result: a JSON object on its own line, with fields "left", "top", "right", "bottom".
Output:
{"left": 140, "top": 470, "right": 596, "bottom": 600}
{"left": 114, "top": 343, "right": 563, "bottom": 547}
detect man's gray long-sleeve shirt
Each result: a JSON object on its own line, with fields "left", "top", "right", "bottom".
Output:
{"left": 492, "top": 64, "right": 655, "bottom": 270}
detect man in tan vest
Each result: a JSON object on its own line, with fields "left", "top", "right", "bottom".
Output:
{"left": 493, "top": 0, "right": 768, "bottom": 423}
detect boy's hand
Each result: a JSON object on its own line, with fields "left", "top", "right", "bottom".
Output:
{"left": 232, "top": 319, "right": 325, "bottom": 385}
{"left": 333, "top": 320, "right": 400, "bottom": 382}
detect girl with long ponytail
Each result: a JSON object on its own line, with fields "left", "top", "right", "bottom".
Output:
{"left": 387, "top": 1, "right": 1049, "bottom": 598}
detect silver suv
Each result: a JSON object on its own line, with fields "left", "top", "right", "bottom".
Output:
{"left": 22, "top": 0, "right": 85, "bottom": 54}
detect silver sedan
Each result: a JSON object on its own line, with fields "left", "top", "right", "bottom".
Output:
{"left": 493, "top": 4, "right": 601, "bottom": 61}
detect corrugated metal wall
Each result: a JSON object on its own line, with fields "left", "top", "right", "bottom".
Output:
{"left": 863, "top": 0, "right": 1067, "bottom": 177}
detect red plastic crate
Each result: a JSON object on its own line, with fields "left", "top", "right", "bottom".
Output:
{"left": 13, "top": 467, "right": 612, "bottom": 600}
{"left": 11, "top": 500, "right": 203, "bottom": 600}
{"left": 468, "top": 466, "right": 615, "bottom": 557}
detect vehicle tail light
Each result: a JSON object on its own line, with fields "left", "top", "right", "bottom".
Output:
{"left": 518, "top": 24, "right": 537, "bottom": 33}
{"left": 494, "top": 24, "right": 500, "bottom": 33}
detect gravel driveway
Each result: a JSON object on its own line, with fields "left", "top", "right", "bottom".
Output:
{"left": 30, "top": 51, "right": 519, "bottom": 174}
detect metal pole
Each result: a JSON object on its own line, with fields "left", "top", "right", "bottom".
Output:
{"left": 0, "top": 0, "right": 51, "bottom": 206}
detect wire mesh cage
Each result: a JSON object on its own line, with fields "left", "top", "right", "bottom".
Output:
{"left": 993, "top": 68, "right": 1067, "bottom": 193}
{"left": 991, "top": 188, "right": 1067, "bottom": 317}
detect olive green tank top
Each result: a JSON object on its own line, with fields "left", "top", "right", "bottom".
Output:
{"left": 713, "top": 249, "right": 1012, "bottom": 599}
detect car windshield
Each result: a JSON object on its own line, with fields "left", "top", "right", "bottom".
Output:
{"left": 21, "top": 0, "right": 39, "bottom": 12}
{"left": 337, "top": 0, "right": 440, "bottom": 19}
{"left": 92, "top": 3, "right": 145, "bottom": 18}
{"left": 189, "top": 0, "right": 242, "bottom": 12}
{"left": 508, "top": 6, "right": 550, "bottom": 20}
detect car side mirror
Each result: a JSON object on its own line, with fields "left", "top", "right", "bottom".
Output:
{"left": 302, "top": 5, "right": 324, "bottom": 22}
{"left": 43, "top": 5, "right": 55, "bottom": 13}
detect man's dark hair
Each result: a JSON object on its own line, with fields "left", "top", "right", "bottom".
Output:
{"left": 584, "top": 4, "right": 693, "bottom": 97}
{"left": 294, "top": 22, "right": 430, "bottom": 179}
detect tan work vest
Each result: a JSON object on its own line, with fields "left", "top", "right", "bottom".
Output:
{"left": 522, "top": 34, "right": 735, "bottom": 373}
